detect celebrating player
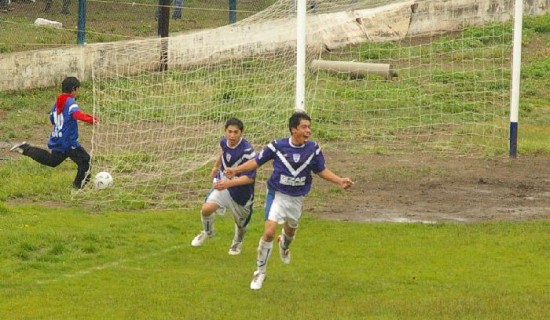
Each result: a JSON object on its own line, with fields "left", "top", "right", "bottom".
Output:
{"left": 191, "top": 118, "right": 257, "bottom": 255}
{"left": 225, "top": 111, "right": 353, "bottom": 290}
{"left": 10, "top": 76, "right": 99, "bottom": 189}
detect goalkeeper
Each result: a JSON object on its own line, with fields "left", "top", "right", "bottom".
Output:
{"left": 10, "top": 76, "right": 99, "bottom": 189}
{"left": 191, "top": 118, "right": 257, "bottom": 255}
{"left": 225, "top": 112, "right": 353, "bottom": 290}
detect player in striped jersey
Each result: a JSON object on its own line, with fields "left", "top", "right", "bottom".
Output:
{"left": 191, "top": 118, "right": 257, "bottom": 255}
{"left": 225, "top": 112, "right": 353, "bottom": 289}
{"left": 10, "top": 77, "right": 99, "bottom": 189}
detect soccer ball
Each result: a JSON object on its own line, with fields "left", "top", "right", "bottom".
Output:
{"left": 94, "top": 171, "right": 113, "bottom": 189}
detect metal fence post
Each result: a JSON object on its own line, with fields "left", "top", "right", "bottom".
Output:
{"left": 229, "top": 0, "right": 237, "bottom": 24}
{"left": 77, "top": 0, "right": 87, "bottom": 45}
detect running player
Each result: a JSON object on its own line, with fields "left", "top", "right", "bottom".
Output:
{"left": 225, "top": 111, "right": 353, "bottom": 290}
{"left": 191, "top": 118, "right": 257, "bottom": 255}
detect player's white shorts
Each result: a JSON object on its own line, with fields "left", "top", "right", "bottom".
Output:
{"left": 205, "top": 189, "right": 253, "bottom": 228}
{"left": 264, "top": 188, "right": 304, "bottom": 228}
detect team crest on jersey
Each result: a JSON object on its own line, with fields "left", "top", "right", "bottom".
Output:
{"left": 293, "top": 154, "right": 301, "bottom": 162}
{"left": 225, "top": 153, "right": 232, "bottom": 162}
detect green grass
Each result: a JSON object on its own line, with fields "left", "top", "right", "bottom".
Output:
{"left": 0, "top": 9, "right": 549, "bottom": 319}
{"left": 0, "top": 0, "right": 278, "bottom": 53}
{"left": 2, "top": 15, "right": 549, "bottom": 208}
{"left": 0, "top": 204, "right": 548, "bottom": 319}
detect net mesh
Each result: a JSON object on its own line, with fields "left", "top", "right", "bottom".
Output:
{"left": 83, "top": 0, "right": 513, "bottom": 208}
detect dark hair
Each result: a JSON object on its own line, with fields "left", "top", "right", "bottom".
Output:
{"left": 288, "top": 111, "right": 311, "bottom": 133}
{"left": 225, "top": 117, "right": 244, "bottom": 132}
{"left": 61, "top": 77, "right": 81, "bottom": 94}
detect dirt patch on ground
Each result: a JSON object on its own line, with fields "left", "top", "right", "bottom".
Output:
{"left": 308, "top": 152, "right": 550, "bottom": 223}
{"left": 3, "top": 139, "right": 549, "bottom": 223}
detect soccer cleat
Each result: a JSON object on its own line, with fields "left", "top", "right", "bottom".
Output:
{"left": 278, "top": 235, "right": 291, "bottom": 264}
{"left": 228, "top": 240, "right": 243, "bottom": 255}
{"left": 191, "top": 231, "right": 213, "bottom": 247}
{"left": 9, "top": 141, "right": 28, "bottom": 154}
{"left": 250, "top": 270, "right": 266, "bottom": 290}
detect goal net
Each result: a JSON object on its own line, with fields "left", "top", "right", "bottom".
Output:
{"left": 83, "top": 0, "right": 519, "bottom": 208}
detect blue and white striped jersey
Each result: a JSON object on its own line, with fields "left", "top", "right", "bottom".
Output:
{"left": 216, "top": 137, "right": 257, "bottom": 206}
{"left": 255, "top": 137, "right": 326, "bottom": 197}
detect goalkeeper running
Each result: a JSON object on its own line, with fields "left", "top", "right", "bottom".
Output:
{"left": 225, "top": 111, "right": 353, "bottom": 290}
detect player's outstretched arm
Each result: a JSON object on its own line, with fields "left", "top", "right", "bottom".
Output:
{"left": 317, "top": 168, "right": 354, "bottom": 189}
{"left": 224, "top": 159, "right": 259, "bottom": 179}
{"left": 73, "top": 110, "right": 99, "bottom": 124}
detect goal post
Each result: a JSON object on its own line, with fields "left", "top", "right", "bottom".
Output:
{"left": 295, "top": 0, "right": 307, "bottom": 112}
{"left": 509, "top": 0, "right": 523, "bottom": 158}
{"left": 81, "top": 0, "right": 541, "bottom": 208}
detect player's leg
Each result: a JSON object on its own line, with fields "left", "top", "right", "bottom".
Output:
{"left": 192, "top": 188, "right": 232, "bottom": 247}
{"left": 191, "top": 202, "right": 218, "bottom": 247}
{"left": 228, "top": 201, "right": 252, "bottom": 255}
{"left": 250, "top": 219, "right": 277, "bottom": 290}
{"left": 278, "top": 222, "right": 296, "bottom": 265}
{"left": 275, "top": 193, "right": 303, "bottom": 264}
{"left": 12, "top": 143, "right": 67, "bottom": 167}
{"left": 67, "top": 147, "right": 91, "bottom": 189}
{"left": 172, "top": 0, "right": 183, "bottom": 20}
{"left": 251, "top": 188, "right": 281, "bottom": 290}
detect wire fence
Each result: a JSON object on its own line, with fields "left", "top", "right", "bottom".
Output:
{"left": 0, "top": 0, "right": 278, "bottom": 53}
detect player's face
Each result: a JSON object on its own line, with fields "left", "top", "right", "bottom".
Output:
{"left": 291, "top": 119, "right": 311, "bottom": 145}
{"left": 225, "top": 125, "right": 242, "bottom": 147}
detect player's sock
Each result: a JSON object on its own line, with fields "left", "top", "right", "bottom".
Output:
{"left": 256, "top": 238, "right": 273, "bottom": 273}
{"left": 234, "top": 224, "right": 247, "bottom": 243}
{"left": 281, "top": 229, "right": 294, "bottom": 250}
{"left": 201, "top": 214, "right": 215, "bottom": 235}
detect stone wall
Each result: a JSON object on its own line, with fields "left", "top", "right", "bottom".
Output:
{"left": 0, "top": 0, "right": 547, "bottom": 91}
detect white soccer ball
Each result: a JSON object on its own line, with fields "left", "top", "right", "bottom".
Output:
{"left": 94, "top": 171, "right": 113, "bottom": 189}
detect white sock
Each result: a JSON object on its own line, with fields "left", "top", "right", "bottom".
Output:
{"left": 256, "top": 238, "right": 273, "bottom": 273}
{"left": 201, "top": 214, "right": 215, "bottom": 235}
{"left": 234, "top": 223, "right": 246, "bottom": 243}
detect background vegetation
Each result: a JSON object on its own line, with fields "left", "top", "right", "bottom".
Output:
{"left": 0, "top": 0, "right": 278, "bottom": 53}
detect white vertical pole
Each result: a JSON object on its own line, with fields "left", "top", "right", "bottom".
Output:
{"left": 509, "top": 0, "right": 523, "bottom": 158}
{"left": 295, "top": 0, "right": 307, "bottom": 112}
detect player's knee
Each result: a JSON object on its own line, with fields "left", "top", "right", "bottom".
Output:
{"left": 201, "top": 203, "right": 219, "bottom": 216}
{"left": 78, "top": 162, "right": 90, "bottom": 172}
{"left": 286, "top": 220, "right": 299, "bottom": 230}
{"left": 262, "top": 233, "right": 275, "bottom": 242}
{"left": 262, "top": 224, "right": 277, "bottom": 241}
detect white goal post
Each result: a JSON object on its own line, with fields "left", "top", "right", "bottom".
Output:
{"left": 80, "top": 0, "right": 545, "bottom": 208}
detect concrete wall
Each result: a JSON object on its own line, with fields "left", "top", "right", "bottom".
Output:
{"left": 0, "top": 0, "right": 548, "bottom": 91}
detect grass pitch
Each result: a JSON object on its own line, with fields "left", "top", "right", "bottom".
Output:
{"left": 0, "top": 204, "right": 548, "bottom": 319}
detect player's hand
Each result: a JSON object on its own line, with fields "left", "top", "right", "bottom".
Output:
{"left": 210, "top": 167, "right": 219, "bottom": 179}
{"left": 213, "top": 179, "right": 230, "bottom": 191}
{"left": 340, "top": 177, "right": 354, "bottom": 190}
{"left": 224, "top": 168, "right": 236, "bottom": 179}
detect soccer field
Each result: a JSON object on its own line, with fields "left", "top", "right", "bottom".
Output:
{"left": 1, "top": 3, "right": 549, "bottom": 318}
{"left": 0, "top": 204, "right": 548, "bottom": 319}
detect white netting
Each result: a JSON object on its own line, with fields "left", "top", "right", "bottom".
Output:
{"left": 83, "top": 0, "right": 518, "bottom": 208}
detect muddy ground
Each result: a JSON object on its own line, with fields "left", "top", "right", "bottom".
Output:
{"left": 3, "top": 140, "right": 550, "bottom": 223}
{"left": 309, "top": 153, "right": 550, "bottom": 223}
